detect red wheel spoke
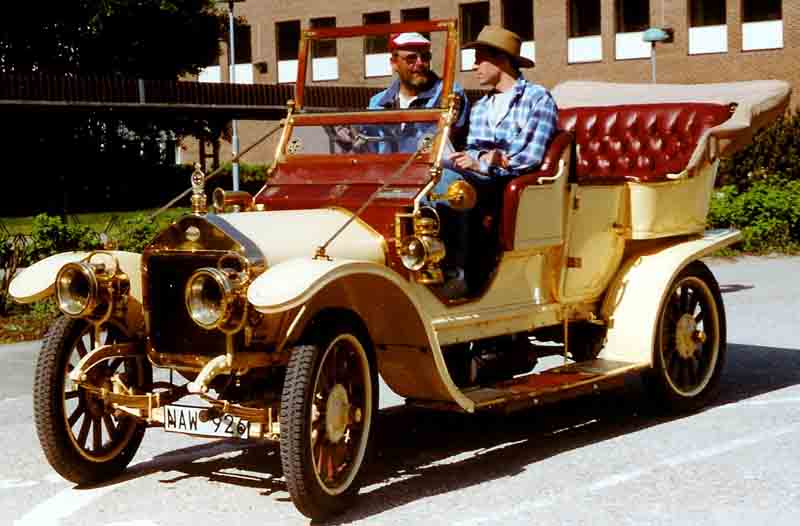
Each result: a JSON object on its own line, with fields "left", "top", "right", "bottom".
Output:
{"left": 92, "top": 417, "right": 102, "bottom": 450}
{"left": 76, "top": 338, "right": 88, "bottom": 358}
{"left": 103, "top": 414, "right": 117, "bottom": 439}
{"left": 315, "top": 441, "right": 325, "bottom": 477}
{"left": 68, "top": 401, "right": 84, "bottom": 426}
{"left": 77, "top": 413, "right": 91, "bottom": 447}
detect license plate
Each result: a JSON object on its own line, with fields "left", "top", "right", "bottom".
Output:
{"left": 164, "top": 405, "right": 251, "bottom": 439}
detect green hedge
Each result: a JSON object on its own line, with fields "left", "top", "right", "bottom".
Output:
{"left": 709, "top": 107, "right": 800, "bottom": 253}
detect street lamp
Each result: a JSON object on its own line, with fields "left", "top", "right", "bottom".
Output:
{"left": 643, "top": 27, "right": 673, "bottom": 83}
{"left": 218, "top": 0, "right": 245, "bottom": 191}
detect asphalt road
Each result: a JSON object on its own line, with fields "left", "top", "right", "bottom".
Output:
{"left": 2, "top": 256, "right": 800, "bottom": 526}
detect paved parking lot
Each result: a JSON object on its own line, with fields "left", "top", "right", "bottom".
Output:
{"left": 1, "top": 256, "right": 799, "bottom": 526}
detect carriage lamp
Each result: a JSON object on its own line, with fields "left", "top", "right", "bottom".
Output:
{"left": 398, "top": 215, "right": 446, "bottom": 284}
{"left": 185, "top": 267, "right": 247, "bottom": 332}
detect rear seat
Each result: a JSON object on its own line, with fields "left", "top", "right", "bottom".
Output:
{"left": 558, "top": 103, "right": 732, "bottom": 184}
{"left": 499, "top": 103, "right": 732, "bottom": 250}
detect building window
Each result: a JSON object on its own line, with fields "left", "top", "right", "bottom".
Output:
{"left": 231, "top": 24, "right": 253, "bottom": 84}
{"left": 742, "top": 0, "right": 783, "bottom": 51}
{"left": 402, "top": 7, "right": 430, "bottom": 39}
{"left": 688, "top": 0, "right": 727, "bottom": 55}
{"left": 568, "top": 0, "right": 602, "bottom": 63}
{"left": 364, "top": 11, "right": 391, "bottom": 78}
{"left": 276, "top": 20, "right": 301, "bottom": 83}
{"left": 615, "top": 0, "right": 650, "bottom": 60}
{"left": 460, "top": 2, "right": 490, "bottom": 70}
{"left": 310, "top": 17, "right": 338, "bottom": 81}
{"left": 502, "top": 0, "right": 535, "bottom": 64}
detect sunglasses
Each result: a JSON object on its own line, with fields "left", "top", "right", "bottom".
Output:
{"left": 394, "top": 51, "right": 432, "bottom": 64}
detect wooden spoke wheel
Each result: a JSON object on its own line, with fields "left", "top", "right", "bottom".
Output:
{"left": 33, "top": 316, "right": 151, "bottom": 484}
{"left": 280, "top": 323, "right": 377, "bottom": 520}
{"left": 646, "top": 262, "right": 727, "bottom": 412}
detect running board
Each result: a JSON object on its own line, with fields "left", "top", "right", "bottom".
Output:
{"left": 408, "top": 359, "right": 647, "bottom": 413}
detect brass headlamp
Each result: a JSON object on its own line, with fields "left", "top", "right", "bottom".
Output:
{"left": 56, "top": 252, "right": 130, "bottom": 321}
{"left": 185, "top": 253, "right": 250, "bottom": 333}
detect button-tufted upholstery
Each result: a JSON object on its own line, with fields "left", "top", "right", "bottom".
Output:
{"left": 558, "top": 103, "right": 731, "bottom": 184}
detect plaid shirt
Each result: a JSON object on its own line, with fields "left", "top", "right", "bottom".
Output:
{"left": 465, "top": 77, "right": 558, "bottom": 178}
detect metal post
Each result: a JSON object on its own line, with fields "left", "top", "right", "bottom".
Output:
{"left": 228, "top": 0, "right": 240, "bottom": 191}
{"left": 650, "top": 42, "right": 657, "bottom": 83}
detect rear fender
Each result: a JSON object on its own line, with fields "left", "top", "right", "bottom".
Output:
{"left": 248, "top": 258, "right": 474, "bottom": 412}
{"left": 599, "top": 229, "right": 741, "bottom": 364}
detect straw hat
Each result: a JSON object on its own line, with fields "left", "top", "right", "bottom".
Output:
{"left": 463, "top": 26, "right": 535, "bottom": 68}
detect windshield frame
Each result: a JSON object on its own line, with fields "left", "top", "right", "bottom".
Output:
{"left": 294, "top": 20, "right": 458, "bottom": 112}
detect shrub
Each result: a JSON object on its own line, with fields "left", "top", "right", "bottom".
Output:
{"left": 708, "top": 180, "right": 800, "bottom": 253}
{"left": 26, "top": 214, "right": 102, "bottom": 263}
{"left": 113, "top": 214, "right": 162, "bottom": 253}
{"left": 719, "top": 108, "right": 800, "bottom": 191}
{"left": 213, "top": 162, "right": 269, "bottom": 193}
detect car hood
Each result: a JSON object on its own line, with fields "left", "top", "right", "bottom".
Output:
{"left": 218, "top": 208, "right": 386, "bottom": 267}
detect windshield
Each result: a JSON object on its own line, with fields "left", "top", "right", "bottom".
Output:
{"left": 288, "top": 117, "right": 441, "bottom": 156}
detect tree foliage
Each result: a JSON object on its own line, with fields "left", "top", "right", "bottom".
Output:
{"left": 0, "top": 2, "right": 231, "bottom": 216}
{"left": 0, "top": 1, "right": 224, "bottom": 78}
{"left": 719, "top": 108, "right": 800, "bottom": 191}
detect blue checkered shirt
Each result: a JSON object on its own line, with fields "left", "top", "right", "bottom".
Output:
{"left": 465, "top": 77, "right": 558, "bottom": 178}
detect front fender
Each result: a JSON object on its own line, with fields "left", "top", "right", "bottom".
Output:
{"left": 9, "top": 251, "right": 143, "bottom": 305}
{"left": 247, "top": 257, "right": 475, "bottom": 412}
{"left": 599, "top": 229, "right": 741, "bottom": 364}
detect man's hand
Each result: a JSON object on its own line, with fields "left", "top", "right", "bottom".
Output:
{"left": 448, "top": 151, "right": 481, "bottom": 171}
{"left": 480, "top": 149, "right": 510, "bottom": 168}
{"left": 448, "top": 149, "right": 509, "bottom": 172}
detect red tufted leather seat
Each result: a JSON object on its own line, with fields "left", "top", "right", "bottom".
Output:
{"left": 558, "top": 103, "right": 732, "bottom": 184}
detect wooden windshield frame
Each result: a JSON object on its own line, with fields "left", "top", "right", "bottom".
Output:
{"left": 295, "top": 19, "right": 458, "bottom": 111}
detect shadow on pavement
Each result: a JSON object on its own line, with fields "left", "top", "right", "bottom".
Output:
{"left": 90, "top": 343, "right": 800, "bottom": 523}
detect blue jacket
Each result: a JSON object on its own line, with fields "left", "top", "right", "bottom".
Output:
{"left": 366, "top": 75, "right": 470, "bottom": 153}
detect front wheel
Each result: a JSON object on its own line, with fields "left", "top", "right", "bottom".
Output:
{"left": 33, "top": 316, "right": 151, "bottom": 484}
{"left": 280, "top": 324, "right": 377, "bottom": 520}
{"left": 644, "top": 262, "right": 726, "bottom": 412}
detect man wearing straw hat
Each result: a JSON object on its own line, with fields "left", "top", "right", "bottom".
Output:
{"left": 449, "top": 25, "right": 557, "bottom": 178}
{"left": 440, "top": 26, "right": 557, "bottom": 298}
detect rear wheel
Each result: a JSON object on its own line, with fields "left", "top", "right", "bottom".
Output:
{"left": 280, "top": 323, "right": 377, "bottom": 520}
{"left": 33, "top": 316, "right": 150, "bottom": 484}
{"left": 645, "top": 262, "right": 726, "bottom": 412}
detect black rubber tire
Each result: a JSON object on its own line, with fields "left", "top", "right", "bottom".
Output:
{"left": 644, "top": 261, "right": 727, "bottom": 413}
{"left": 33, "top": 316, "right": 150, "bottom": 484}
{"left": 280, "top": 323, "right": 378, "bottom": 520}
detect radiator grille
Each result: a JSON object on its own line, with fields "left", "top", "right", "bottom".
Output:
{"left": 146, "top": 253, "right": 228, "bottom": 357}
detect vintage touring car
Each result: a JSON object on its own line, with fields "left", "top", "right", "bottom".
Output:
{"left": 10, "top": 20, "right": 791, "bottom": 520}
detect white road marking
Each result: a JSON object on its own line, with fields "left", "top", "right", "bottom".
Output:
{"left": 14, "top": 485, "right": 117, "bottom": 526}
{"left": 718, "top": 397, "right": 800, "bottom": 407}
{"left": 0, "top": 479, "right": 39, "bottom": 489}
{"left": 14, "top": 441, "right": 253, "bottom": 526}
{"left": 105, "top": 521, "right": 160, "bottom": 526}
{"left": 455, "top": 422, "right": 800, "bottom": 526}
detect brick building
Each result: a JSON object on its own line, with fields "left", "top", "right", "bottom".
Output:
{"left": 194, "top": 0, "right": 795, "bottom": 165}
